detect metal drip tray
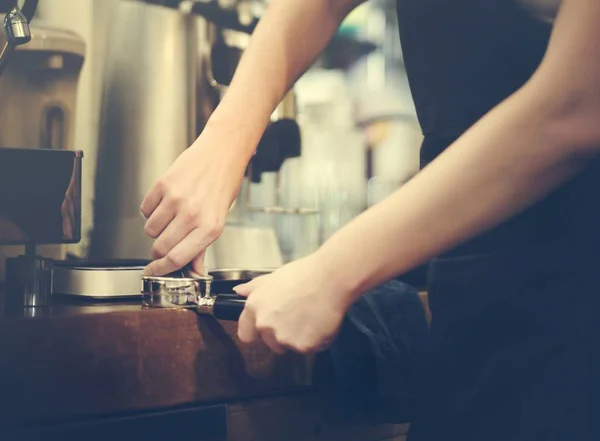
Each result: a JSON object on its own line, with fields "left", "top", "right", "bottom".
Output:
{"left": 52, "top": 260, "right": 149, "bottom": 299}
{"left": 209, "top": 268, "right": 273, "bottom": 292}
{"left": 52, "top": 262, "right": 275, "bottom": 299}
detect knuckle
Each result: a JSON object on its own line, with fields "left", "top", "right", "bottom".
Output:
{"left": 245, "top": 298, "right": 259, "bottom": 312}
{"left": 276, "top": 334, "right": 294, "bottom": 349}
{"left": 254, "top": 318, "right": 271, "bottom": 333}
{"left": 182, "top": 207, "right": 200, "bottom": 225}
{"left": 155, "top": 179, "right": 169, "bottom": 195}
{"left": 170, "top": 194, "right": 184, "bottom": 207}
{"left": 164, "top": 189, "right": 183, "bottom": 206}
{"left": 202, "top": 219, "right": 223, "bottom": 241}
{"left": 165, "top": 252, "right": 185, "bottom": 269}
{"left": 237, "top": 332, "right": 250, "bottom": 343}
{"left": 290, "top": 340, "right": 311, "bottom": 354}
{"left": 144, "top": 223, "right": 158, "bottom": 239}
{"left": 278, "top": 334, "right": 312, "bottom": 354}
{"left": 254, "top": 320, "right": 266, "bottom": 332}
{"left": 297, "top": 346, "right": 313, "bottom": 354}
{"left": 151, "top": 242, "right": 167, "bottom": 259}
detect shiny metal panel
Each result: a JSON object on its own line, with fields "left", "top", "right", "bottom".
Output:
{"left": 52, "top": 261, "right": 148, "bottom": 299}
{"left": 90, "top": 1, "right": 196, "bottom": 260}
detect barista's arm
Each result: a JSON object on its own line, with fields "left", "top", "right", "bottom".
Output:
{"left": 141, "top": 0, "right": 365, "bottom": 276}
{"left": 317, "top": 0, "right": 600, "bottom": 304}
{"left": 209, "top": 0, "right": 366, "bottom": 161}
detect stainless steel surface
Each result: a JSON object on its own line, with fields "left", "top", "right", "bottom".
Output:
{"left": 89, "top": 1, "right": 197, "bottom": 261}
{"left": 3, "top": 5, "right": 30, "bottom": 45}
{"left": 184, "top": 0, "right": 257, "bottom": 134}
{"left": 0, "top": 148, "right": 83, "bottom": 245}
{"left": 52, "top": 262, "right": 148, "bottom": 299}
{"left": 142, "top": 271, "right": 247, "bottom": 321}
{"left": 0, "top": 21, "right": 85, "bottom": 287}
{"left": 196, "top": 295, "right": 217, "bottom": 316}
{"left": 0, "top": 25, "right": 85, "bottom": 283}
{"left": 0, "top": 0, "right": 37, "bottom": 77}
{"left": 0, "top": 25, "right": 85, "bottom": 151}
{"left": 4, "top": 245, "right": 53, "bottom": 315}
{"left": 141, "top": 274, "right": 212, "bottom": 308}
{"left": 209, "top": 268, "right": 273, "bottom": 281}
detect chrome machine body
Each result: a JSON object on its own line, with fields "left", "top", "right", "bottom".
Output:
{"left": 0, "top": 1, "right": 86, "bottom": 315}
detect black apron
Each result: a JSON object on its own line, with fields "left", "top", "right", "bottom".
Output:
{"left": 395, "top": 1, "right": 600, "bottom": 440}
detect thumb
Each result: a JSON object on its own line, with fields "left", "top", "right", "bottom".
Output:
{"left": 233, "top": 282, "right": 252, "bottom": 297}
{"left": 233, "top": 275, "right": 265, "bottom": 297}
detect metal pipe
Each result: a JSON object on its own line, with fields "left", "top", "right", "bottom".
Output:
{"left": 0, "top": 0, "right": 38, "bottom": 77}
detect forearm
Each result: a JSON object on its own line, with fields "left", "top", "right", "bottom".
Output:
{"left": 319, "top": 85, "right": 597, "bottom": 304}
{"left": 205, "top": 0, "right": 361, "bottom": 162}
{"left": 317, "top": 0, "right": 600, "bottom": 305}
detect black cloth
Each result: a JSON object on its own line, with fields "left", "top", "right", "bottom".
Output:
{"left": 317, "top": 280, "right": 429, "bottom": 425}
{"left": 393, "top": 0, "right": 600, "bottom": 439}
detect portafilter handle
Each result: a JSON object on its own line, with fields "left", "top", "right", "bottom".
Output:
{"left": 197, "top": 294, "right": 246, "bottom": 321}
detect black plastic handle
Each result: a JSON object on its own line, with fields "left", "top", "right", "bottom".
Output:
{"left": 21, "top": 0, "right": 39, "bottom": 22}
{"left": 212, "top": 294, "right": 246, "bottom": 321}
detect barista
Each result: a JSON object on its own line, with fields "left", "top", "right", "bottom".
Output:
{"left": 141, "top": 0, "right": 600, "bottom": 439}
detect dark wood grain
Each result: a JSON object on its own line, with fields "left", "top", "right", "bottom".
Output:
{"left": 0, "top": 288, "right": 430, "bottom": 431}
{"left": 0, "top": 292, "right": 313, "bottom": 428}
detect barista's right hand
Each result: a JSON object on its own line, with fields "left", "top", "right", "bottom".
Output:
{"left": 140, "top": 125, "right": 249, "bottom": 276}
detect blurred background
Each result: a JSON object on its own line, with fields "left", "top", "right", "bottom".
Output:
{"left": 0, "top": 0, "right": 422, "bottom": 280}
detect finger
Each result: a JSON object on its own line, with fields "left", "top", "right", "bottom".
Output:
{"left": 237, "top": 308, "right": 259, "bottom": 343}
{"left": 190, "top": 250, "right": 207, "bottom": 275}
{"left": 312, "top": 336, "right": 336, "bottom": 353}
{"left": 233, "top": 275, "right": 268, "bottom": 296}
{"left": 259, "top": 329, "right": 287, "bottom": 355}
{"left": 144, "top": 202, "right": 176, "bottom": 239}
{"left": 140, "top": 184, "right": 163, "bottom": 219}
{"left": 150, "top": 215, "right": 194, "bottom": 260}
{"left": 233, "top": 283, "right": 251, "bottom": 297}
{"left": 144, "top": 227, "right": 215, "bottom": 276}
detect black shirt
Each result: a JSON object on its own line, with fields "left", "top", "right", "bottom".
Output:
{"left": 395, "top": 0, "right": 600, "bottom": 259}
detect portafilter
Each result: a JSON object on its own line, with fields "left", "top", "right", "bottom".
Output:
{"left": 141, "top": 272, "right": 247, "bottom": 321}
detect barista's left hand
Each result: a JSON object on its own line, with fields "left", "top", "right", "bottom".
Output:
{"left": 233, "top": 254, "right": 354, "bottom": 354}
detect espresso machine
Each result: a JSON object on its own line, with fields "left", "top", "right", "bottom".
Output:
{"left": 0, "top": 1, "right": 292, "bottom": 316}
{"left": 0, "top": 0, "right": 86, "bottom": 314}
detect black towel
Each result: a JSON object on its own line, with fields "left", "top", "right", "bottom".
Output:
{"left": 315, "top": 280, "right": 429, "bottom": 425}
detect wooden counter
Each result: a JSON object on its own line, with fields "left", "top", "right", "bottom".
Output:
{"left": 0, "top": 290, "right": 410, "bottom": 441}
